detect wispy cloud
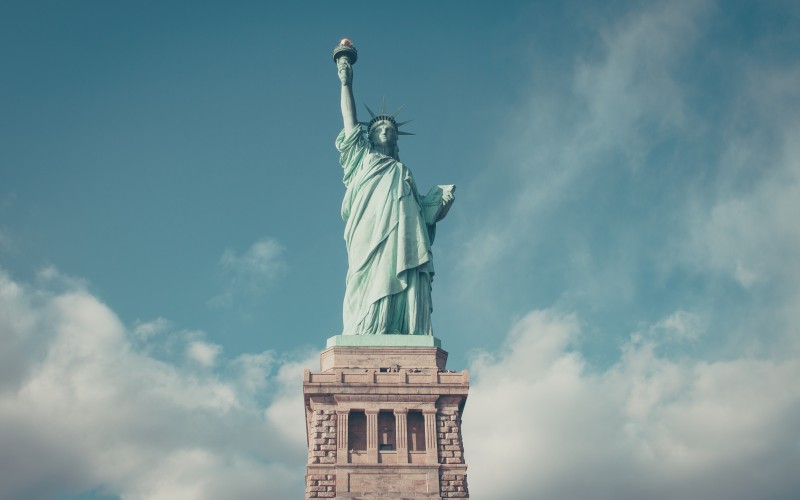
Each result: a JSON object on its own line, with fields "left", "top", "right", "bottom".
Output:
{"left": 186, "top": 339, "right": 223, "bottom": 367}
{"left": 445, "top": 1, "right": 800, "bottom": 350}
{"left": 132, "top": 316, "right": 172, "bottom": 340}
{"left": 453, "top": 2, "right": 711, "bottom": 307}
{"left": 220, "top": 238, "right": 287, "bottom": 279}
{"left": 208, "top": 237, "right": 288, "bottom": 308}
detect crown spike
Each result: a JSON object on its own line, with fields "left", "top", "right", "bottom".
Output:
{"left": 397, "top": 131, "right": 415, "bottom": 136}
{"left": 381, "top": 96, "right": 386, "bottom": 115}
{"left": 364, "top": 104, "right": 376, "bottom": 119}
{"left": 392, "top": 104, "right": 406, "bottom": 118}
{"left": 396, "top": 119, "right": 413, "bottom": 127}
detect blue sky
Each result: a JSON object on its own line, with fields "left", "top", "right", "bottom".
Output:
{"left": 2, "top": 1, "right": 799, "bottom": 499}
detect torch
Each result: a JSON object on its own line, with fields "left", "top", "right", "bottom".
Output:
{"left": 332, "top": 38, "right": 358, "bottom": 66}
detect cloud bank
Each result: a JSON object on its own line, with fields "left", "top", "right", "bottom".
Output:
{"left": 465, "top": 309, "right": 800, "bottom": 500}
{"left": 3, "top": 265, "right": 798, "bottom": 500}
{"left": 0, "top": 268, "right": 311, "bottom": 500}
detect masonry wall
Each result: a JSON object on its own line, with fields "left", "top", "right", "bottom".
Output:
{"left": 308, "top": 408, "right": 337, "bottom": 465}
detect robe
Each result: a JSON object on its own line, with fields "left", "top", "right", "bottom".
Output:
{"left": 336, "top": 127, "right": 435, "bottom": 335}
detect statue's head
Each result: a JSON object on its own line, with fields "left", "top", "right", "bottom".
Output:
{"left": 368, "top": 119, "right": 398, "bottom": 148}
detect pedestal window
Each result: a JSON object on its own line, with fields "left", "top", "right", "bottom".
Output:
{"left": 348, "top": 410, "right": 367, "bottom": 451}
{"left": 378, "top": 410, "right": 396, "bottom": 451}
{"left": 407, "top": 410, "right": 426, "bottom": 451}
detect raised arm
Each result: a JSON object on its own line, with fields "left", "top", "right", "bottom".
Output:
{"left": 338, "top": 58, "right": 358, "bottom": 136}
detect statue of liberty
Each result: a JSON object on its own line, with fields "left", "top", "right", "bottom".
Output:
{"left": 333, "top": 39, "right": 455, "bottom": 336}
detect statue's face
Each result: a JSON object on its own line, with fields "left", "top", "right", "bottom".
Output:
{"left": 369, "top": 121, "right": 397, "bottom": 147}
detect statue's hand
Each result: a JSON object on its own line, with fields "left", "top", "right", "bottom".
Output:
{"left": 337, "top": 58, "right": 352, "bottom": 86}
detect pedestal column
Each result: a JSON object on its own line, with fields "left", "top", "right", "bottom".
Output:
{"left": 395, "top": 408, "right": 409, "bottom": 464}
{"left": 366, "top": 410, "right": 379, "bottom": 463}
{"left": 423, "top": 409, "right": 438, "bottom": 463}
{"left": 336, "top": 410, "right": 349, "bottom": 464}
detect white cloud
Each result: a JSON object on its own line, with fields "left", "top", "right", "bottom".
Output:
{"left": 231, "top": 351, "right": 276, "bottom": 394}
{"left": 220, "top": 238, "right": 287, "bottom": 278}
{"left": 572, "top": 1, "right": 704, "bottom": 168}
{"left": 465, "top": 309, "right": 800, "bottom": 500}
{"left": 649, "top": 310, "right": 706, "bottom": 342}
{"left": 0, "top": 269, "right": 49, "bottom": 392}
{"left": 0, "top": 268, "right": 311, "bottom": 500}
{"left": 264, "top": 351, "right": 319, "bottom": 452}
{"left": 133, "top": 317, "right": 172, "bottom": 340}
{"left": 186, "top": 340, "right": 223, "bottom": 367}
{"left": 35, "top": 264, "right": 90, "bottom": 292}
{"left": 7, "top": 264, "right": 798, "bottom": 500}
{"left": 685, "top": 159, "right": 800, "bottom": 291}
{"left": 209, "top": 237, "right": 287, "bottom": 308}
{"left": 675, "top": 61, "right": 800, "bottom": 353}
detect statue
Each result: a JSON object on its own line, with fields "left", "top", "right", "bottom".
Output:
{"left": 333, "top": 39, "right": 455, "bottom": 336}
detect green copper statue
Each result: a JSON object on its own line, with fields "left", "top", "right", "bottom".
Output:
{"left": 334, "top": 39, "right": 455, "bottom": 336}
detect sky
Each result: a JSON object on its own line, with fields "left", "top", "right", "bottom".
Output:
{"left": 1, "top": 1, "right": 799, "bottom": 499}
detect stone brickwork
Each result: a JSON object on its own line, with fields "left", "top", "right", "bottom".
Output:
{"left": 437, "top": 411, "right": 465, "bottom": 465}
{"left": 439, "top": 472, "right": 469, "bottom": 498}
{"left": 309, "top": 409, "right": 337, "bottom": 465}
{"left": 306, "top": 473, "right": 335, "bottom": 498}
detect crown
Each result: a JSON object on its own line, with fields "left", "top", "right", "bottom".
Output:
{"left": 362, "top": 98, "right": 414, "bottom": 136}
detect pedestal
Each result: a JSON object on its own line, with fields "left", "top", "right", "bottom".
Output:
{"left": 303, "top": 336, "right": 470, "bottom": 499}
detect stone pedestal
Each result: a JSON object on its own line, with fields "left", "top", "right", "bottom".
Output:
{"left": 304, "top": 338, "right": 470, "bottom": 499}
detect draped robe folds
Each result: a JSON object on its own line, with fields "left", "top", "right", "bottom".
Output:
{"left": 336, "top": 127, "right": 435, "bottom": 335}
